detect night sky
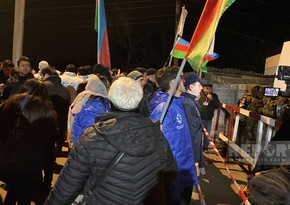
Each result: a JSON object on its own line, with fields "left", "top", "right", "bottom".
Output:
{"left": 1, "top": 0, "right": 290, "bottom": 73}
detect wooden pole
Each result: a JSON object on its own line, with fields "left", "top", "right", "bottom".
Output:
{"left": 173, "top": 0, "right": 181, "bottom": 67}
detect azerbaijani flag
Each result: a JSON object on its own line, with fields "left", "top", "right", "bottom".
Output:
{"left": 204, "top": 52, "right": 219, "bottom": 62}
{"left": 173, "top": 38, "right": 190, "bottom": 59}
{"left": 173, "top": 37, "right": 219, "bottom": 63}
{"left": 185, "top": 0, "right": 235, "bottom": 73}
{"left": 202, "top": 52, "right": 219, "bottom": 73}
{"left": 95, "top": 0, "right": 111, "bottom": 68}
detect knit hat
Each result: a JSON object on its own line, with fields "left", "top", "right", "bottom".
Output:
{"left": 127, "top": 70, "right": 143, "bottom": 80}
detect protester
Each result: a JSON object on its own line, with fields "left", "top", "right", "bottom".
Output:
{"left": 34, "top": 60, "right": 49, "bottom": 80}
{"left": 1, "top": 56, "right": 34, "bottom": 99}
{"left": 127, "top": 70, "right": 151, "bottom": 117}
{"left": 45, "top": 77, "right": 176, "bottom": 205}
{"left": 41, "top": 66, "right": 71, "bottom": 154}
{"left": 134, "top": 67, "right": 148, "bottom": 84}
{"left": 198, "top": 83, "right": 221, "bottom": 150}
{"left": 182, "top": 72, "right": 206, "bottom": 174}
{"left": 150, "top": 66, "right": 198, "bottom": 205}
{"left": 0, "top": 80, "right": 57, "bottom": 205}
{"left": 0, "top": 60, "right": 15, "bottom": 103}
{"left": 60, "top": 64, "right": 83, "bottom": 90}
{"left": 67, "top": 75, "right": 111, "bottom": 148}
{"left": 76, "top": 65, "right": 94, "bottom": 95}
{"left": 145, "top": 68, "right": 158, "bottom": 99}
{"left": 92, "top": 63, "right": 113, "bottom": 84}
{"left": 0, "top": 60, "right": 14, "bottom": 84}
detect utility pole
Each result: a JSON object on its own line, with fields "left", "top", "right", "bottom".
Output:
{"left": 12, "top": 0, "right": 25, "bottom": 64}
{"left": 174, "top": 0, "right": 181, "bottom": 67}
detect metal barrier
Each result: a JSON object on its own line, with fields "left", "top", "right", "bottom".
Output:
{"left": 214, "top": 103, "right": 283, "bottom": 166}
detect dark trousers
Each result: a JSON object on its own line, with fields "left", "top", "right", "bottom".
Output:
{"left": 1, "top": 171, "right": 42, "bottom": 205}
{"left": 166, "top": 186, "right": 193, "bottom": 205}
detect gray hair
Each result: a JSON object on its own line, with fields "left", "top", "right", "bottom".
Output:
{"left": 108, "top": 77, "right": 143, "bottom": 110}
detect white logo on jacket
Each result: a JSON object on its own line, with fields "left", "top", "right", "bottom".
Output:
{"left": 176, "top": 113, "right": 184, "bottom": 129}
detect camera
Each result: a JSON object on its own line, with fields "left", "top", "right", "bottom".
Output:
{"left": 263, "top": 87, "right": 280, "bottom": 97}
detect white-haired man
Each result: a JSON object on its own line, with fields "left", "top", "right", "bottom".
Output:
{"left": 34, "top": 60, "right": 49, "bottom": 80}
{"left": 45, "top": 77, "right": 176, "bottom": 205}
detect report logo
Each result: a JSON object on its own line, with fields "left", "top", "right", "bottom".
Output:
{"left": 230, "top": 141, "right": 290, "bottom": 165}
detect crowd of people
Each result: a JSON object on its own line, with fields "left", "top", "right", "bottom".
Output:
{"left": 0, "top": 56, "right": 222, "bottom": 205}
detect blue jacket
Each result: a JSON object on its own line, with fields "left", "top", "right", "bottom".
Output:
{"left": 150, "top": 91, "right": 198, "bottom": 193}
{"left": 72, "top": 97, "right": 110, "bottom": 144}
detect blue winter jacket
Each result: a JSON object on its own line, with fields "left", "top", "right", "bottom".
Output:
{"left": 150, "top": 91, "right": 198, "bottom": 195}
{"left": 72, "top": 97, "right": 110, "bottom": 144}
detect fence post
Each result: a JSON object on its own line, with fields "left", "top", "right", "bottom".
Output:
{"left": 226, "top": 110, "right": 235, "bottom": 162}
{"left": 214, "top": 107, "right": 221, "bottom": 143}
{"left": 232, "top": 114, "right": 240, "bottom": 142}
{"left": 254, "top": 121, "right": 264, "bottom": 162}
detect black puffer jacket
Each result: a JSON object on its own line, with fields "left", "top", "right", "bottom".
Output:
{"left": 45, "top": 111, "right": 176, "bottom": 205}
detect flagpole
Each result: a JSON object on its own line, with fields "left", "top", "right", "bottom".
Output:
{"left": 163, "top": 35, "right": 180, "bottom": 67}
{"left": 199, "top": 65, "right": 203, "bottom": 78}
{"left": 160, "top": 58, "right": 187, "bottom": 124}
{"left": 164, "top": 5, "right": 187, "bottom": 67}
{"left": 168, "top": 35, "right": 181, "bottom": 66}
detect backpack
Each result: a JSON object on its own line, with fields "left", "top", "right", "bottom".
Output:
{"left": 248, "top": 166, "right": 290, "bottom": 205}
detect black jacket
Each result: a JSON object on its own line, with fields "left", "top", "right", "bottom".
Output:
{"left": 182, "top": 92, "right": 205, "bottom": 167}
{"left": 43, "top": 75, "right": 70, "bottom": 102}
{"left": 2, "top": 72, "right": 34, "bottom": 99}
{"left": 43, "top": 76, "right": 70, "bottom": 140}
{"left": 198, "top": 91, "right": 220, "bottom": 120}
{"left": 0, "top": 70, "right": 9, "bottom": 84}
{"left": 45, "top": 111, "right": 176, "bottom": 205}
{"left": 0, "top": 96, "right": 56, "bottom": 178}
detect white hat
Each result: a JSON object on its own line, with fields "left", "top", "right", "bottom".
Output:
{"left": 38, "top": 60, "right": 49, "bottom": 70}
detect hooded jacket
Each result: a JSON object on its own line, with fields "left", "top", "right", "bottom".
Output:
{"left": 150, "top": 91, "right": 198, "bottom": 199}
{"left": 68, "top": 75, "right": 111, "bottom": 146}
{"left": 71, "top": 97, "right": 110, "bottom": 144}
{"left": 43, "top": 75, "right": 70, "bottom": 102}
{"left": 45, "top": 111, "right": 176, "bottom": 205}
